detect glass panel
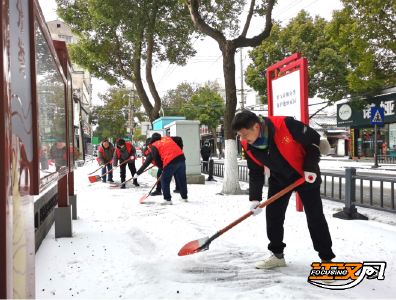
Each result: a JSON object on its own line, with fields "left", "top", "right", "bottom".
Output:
{"left": 389, "top": 124, "right": 396, "bottom": 151}
{"left": 68, "top": 71, "right": 75, "bottom": 167}
{"left": 36, "top": 20, "right": 67, "bottom": 179}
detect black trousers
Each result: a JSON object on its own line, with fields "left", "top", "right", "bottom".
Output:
{"left": 202, "top": 156, "right": 209, "bottom": 172}
{"left": 119, "top": 162, "right": 136, "bottom": 183}
{"left": 266, "top": 176, "right": 335, "bottom": 261}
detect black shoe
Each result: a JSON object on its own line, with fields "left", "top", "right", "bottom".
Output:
{"left": 120, "top": 184, "right": 126, "bottom": 189}
{"left": 133, "top": 179, "right": 140, "bottom": 187}
{"left": 173, "top": 189, "right": 180, "bottom": 193}
{"left": 108, "top": 179, "right": 114, "bottom": 183}
{"left": 150, "top": 190, "right": 162, "bottom": 196}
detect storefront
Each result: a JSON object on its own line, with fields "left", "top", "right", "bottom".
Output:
{"left": 337, "top": 93, "right": 396, "bottom": 157}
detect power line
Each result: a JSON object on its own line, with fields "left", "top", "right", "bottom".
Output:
{"left": 281, "top": 0, "right": 319, "bottom": 22}
{"left": 250, "top": 0, "right": 307, "bottom": 34}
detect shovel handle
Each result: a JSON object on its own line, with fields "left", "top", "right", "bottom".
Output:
{"left": 148, "top": 175, "right": 162, "bottom": 195}
{"left": 88, "top": 160, "right": 112, "bottom": 175}
{"left": 111, "top": 165, "right": 155, "bottom": 188}
{"left": 219, "top": 178, "right": 305, "bottom": 236}
{"left": 122, "top": 165, "right": 154, "bottom": 184}
{"left": 101, "top": 158, "right": 130, "bottom": 178}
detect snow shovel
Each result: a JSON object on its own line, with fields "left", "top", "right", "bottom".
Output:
{"left": 88, "top": 158, "right": 130, "bottom": 183}
{"left": 139, "top": 175, "right": 162, "bottom": 203}
{"left": 109, "top": 165, "right": 154, "bottom": 188}
{"left": 178, "top": 177, "right": 306, "bottom": 256}
{"left": 87, "top": 160, "right": 112, "bottom": 175}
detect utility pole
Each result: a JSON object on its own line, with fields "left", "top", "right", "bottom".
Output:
{"left": 131, "top": 83, "right": 135, "bottom": 144}
{"left": 240, "top": 49, "right": 244, "bottom": 109}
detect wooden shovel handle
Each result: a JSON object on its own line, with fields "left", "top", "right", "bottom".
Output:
{"left": 148, "top": 175, "right": 162, "bottom": 195}
{"left": 88, "top": 160, "right": 112, "bottom": 175}
{"left": 219, "top": 178, "right": 306, "bottom": 236}
{"left": 123, "top": 165, "right": 154, "bottom": 184}
{"left": 101, "top": 158, "right": 130, "bottom": 177}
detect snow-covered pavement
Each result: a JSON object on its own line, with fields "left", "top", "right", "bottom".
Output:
{"left": 35, "top": 160, "right": 396, "bottom": 299}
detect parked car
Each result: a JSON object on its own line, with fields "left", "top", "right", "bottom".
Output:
{"left": 136, "top": 148, "right": 142, "bottom": 158}
{"left": 92, "top": 145, "right": 99, "bottom": 157}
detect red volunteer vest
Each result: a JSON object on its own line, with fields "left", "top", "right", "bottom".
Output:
{"left": 97, "top": 146, "right": 114, "bottom": 164}
{"left": 241, "top": 116, "right": 305, "bottom": 176}
{"left": 116, "top": 142, "right": 132, "bottom": 159}
{"left": 152, "top": 137, "right": 184, "bottom": 167}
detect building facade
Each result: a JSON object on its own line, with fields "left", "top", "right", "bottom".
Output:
{"left": 337, "top": 93, "right": 396, "bottom": 157}
{"left": 47, "top": 20, "right": 93, "bottom": 159}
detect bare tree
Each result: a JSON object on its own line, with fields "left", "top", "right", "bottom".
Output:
{"left": 185, "top": 0, "right": 276, "bottom": 194}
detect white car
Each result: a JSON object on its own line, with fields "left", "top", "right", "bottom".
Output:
{"left": 92, "top": 145, "right": 99, "bottom": 157}
{"left": 136, "top": 148, "right": 142, "bottom": 158}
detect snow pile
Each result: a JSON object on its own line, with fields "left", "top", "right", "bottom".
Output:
{"left": 35, "top": 161, "right": 396, "bottom": 299}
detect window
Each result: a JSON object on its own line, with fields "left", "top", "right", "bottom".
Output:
{"left": 58, "top": 35, "right": 73, "bottom": 43}
{"left": 57, "top": 23, "right": 61, "bottom": 28}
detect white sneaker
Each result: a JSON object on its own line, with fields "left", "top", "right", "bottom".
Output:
{"left": 255, "top": 253, "right": 286, "bottom": 269}
{"left": 157, "top": 199, "right": 173, "bottom": 205}
{"left": 179, "top": 197, "right": 188, "bottom": 202}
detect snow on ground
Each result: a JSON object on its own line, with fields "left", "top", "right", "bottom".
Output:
{"left": 35, "top": 160, "right": 396, "bottom": 299}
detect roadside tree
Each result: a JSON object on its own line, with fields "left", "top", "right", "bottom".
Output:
{"left": 185, "top": 0, "right": 276, "bottom": 194}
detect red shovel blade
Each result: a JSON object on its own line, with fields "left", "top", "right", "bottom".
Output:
{"left": 178, "top": 237, "right": 210, "bottom": 256}
{"left": 88, "top": 175, "right": 100, "bottom": 183}
{"left": 139, "top": 195, "right": 148, "bottom": 203}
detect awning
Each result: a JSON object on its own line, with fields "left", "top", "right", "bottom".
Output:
{"left": 325, "top": 129, "right": 348, "bottom": 133}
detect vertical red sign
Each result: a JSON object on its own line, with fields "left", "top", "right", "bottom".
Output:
{"left": 267, "top": 53, "right": 309, "bottom": 212}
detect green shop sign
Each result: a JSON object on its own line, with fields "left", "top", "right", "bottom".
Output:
{"left": 42, "top": 138, "right": 56, "bottom": 142}
{"left": 337, "top": 93, "right": 396, "bottom": 127}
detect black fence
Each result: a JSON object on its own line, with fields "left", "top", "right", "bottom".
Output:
{"left": 201, "top": 160, "right": 396, "bottom": 215}
{"left": 378, "top": 155, "right": 396, "bottom": 164}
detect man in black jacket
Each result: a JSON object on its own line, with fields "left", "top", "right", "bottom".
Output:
{"left": 138, "top": 133, "right": 187, "bottom": 205}
{"left": 231, "top": 111, "right": 335, "bottom": 270}
{"left": 200, "top": 142, "right": 211, "bottom": 172}
{"left": 113, "top": 138, "right": 139, "bottom": 188}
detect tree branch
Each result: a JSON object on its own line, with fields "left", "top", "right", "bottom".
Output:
{"left": 186, "top": 0, "right": 226, "bottom": 46}
{"left": 114, "top": 35, "right": 135, "bottom": 83}
{"left": 234, "top": 0, "right": 276, "bottom": 48}
{"left": 241, "top": 0, "right": 256, "bottom": 37}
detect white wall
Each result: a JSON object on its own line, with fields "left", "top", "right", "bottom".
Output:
{"left": 165, "top": 121, "right": 201, "bottom": 175}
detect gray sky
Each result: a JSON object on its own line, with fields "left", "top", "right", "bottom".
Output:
{"left": 38, "top": 0, "right": 344, "bottom": 109}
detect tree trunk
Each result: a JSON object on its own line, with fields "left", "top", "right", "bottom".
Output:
{"left": 132, "top": 42, "right": 159, "bottom": 123}
{"left": 145, "top": 6, "right": 161, "bottom": 121}
{"left": 221, "top": 41, "right": 242, "bottom": 194}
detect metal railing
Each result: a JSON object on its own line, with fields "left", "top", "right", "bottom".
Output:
{"left": 202, "top": 160, "right": 396, "bottom": 214}
{"left": 378, "top": 155, "right": 396, "bottom": 164}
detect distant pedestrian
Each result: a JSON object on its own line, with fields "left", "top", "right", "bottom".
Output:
{"left": 201, "top": 142, "right": 211, "bottom": 172}
{"left": 113, "top": 138, "right": 139, "bottom": 189}
{"left": 148, "top": 133, "right": 187, "bottom": 205}
{"left": 39, "top": 143, "right": 49, "bottom": 170}
{"left": 50, "top": 137, "right": 67, "bottom": 171}
{"left": 97, "top": 139, "right": 114, "bottom": 183}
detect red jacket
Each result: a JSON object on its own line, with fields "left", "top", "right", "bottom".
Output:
{"left": 241, "top": 116, "right": 321, "bottom": 200}
{"left": 144, "top": 148, "right": 156, "bottom": 167}
{"left": 242, "top": 116, "right": 306, "bottom": 177}
{"left": 151, "top": 136, "right": 184, "bottom": 168}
